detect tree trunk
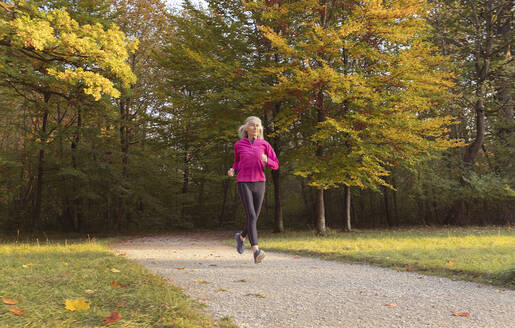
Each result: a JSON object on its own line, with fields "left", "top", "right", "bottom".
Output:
{"left": 70, "top": 107, "right": 82, "bottom": 232}
{"left": 32, "top": 93, "right": 50, "bottom": 231}
{"left": 271, "top": 169, "right": 283, "bottom": 232}
{"left": 181, "top": 141, "right": 190, "bottom": 222}
{"left": 382, "top": 185, "right": 392, "bottom": 227}
{"left": 391, "top": 175, "right": 399, "bottom": 224}
{"left": 314, "top": 188, "right": 326, "bottom": 235}
{"left": 270, "top": 102, "right": 284, "bottom": 233}
{"left": 314, "top": 89, "right": 326, "bottom": 235}
{"left": 117, "top": 95, "right": 131, "bottom": 231}
{"left": 343, "top": 185, "right": 351, "bottom": 231}
{"left": 463, "top": 0, "right": 493, "bottom": 173}
{"left": 463, "top": 83, "right": 486, "bottom": 170}
{"left": 219, "top": 179, "right": 229, "bottom": 226}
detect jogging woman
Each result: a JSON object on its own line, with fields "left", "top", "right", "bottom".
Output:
{"left": 227, "top": 116, "right": 279, "bottom": 263}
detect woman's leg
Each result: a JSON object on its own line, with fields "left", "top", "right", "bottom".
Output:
{"left": 238, "top": 182, "right": 257, "bottom": 246}
{"left": 238, "top": 182, "right": 266, "bottom": 246}
{"left": 250, "top": 181, "right": 265, "bottom": 252}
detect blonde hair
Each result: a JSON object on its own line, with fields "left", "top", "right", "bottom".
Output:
{"left": 238, "top": 116, "right": 264, "bottom": 139}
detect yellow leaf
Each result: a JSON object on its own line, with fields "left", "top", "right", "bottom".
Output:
{"left": 22, "top": 263, "right": 34, "bottom": 268}
{"left": 445, "top": 261, "right": 454, "bottom": 268}
{"left": 110, "top": 268, "right": 120, "bottom": 273}
{"left": 84, "top": 289, "right": 95, "bottom": 294}
{"left": 64, "top": 297, "right": 90, "bottom": 311}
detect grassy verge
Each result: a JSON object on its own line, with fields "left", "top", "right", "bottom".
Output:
{"left": 0, "top": 234, "right": 236, "bottom": 328}
{"left": 245, "top": 226, "right": 514, "bottom": 289}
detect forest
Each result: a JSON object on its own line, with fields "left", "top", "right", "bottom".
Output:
{"left": 0, "top": 0, "right": 513, "bottom": 234}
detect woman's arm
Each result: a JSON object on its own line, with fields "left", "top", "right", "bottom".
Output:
{"left": 232, "top": 143, "right": 240, "bottom": 173}
{"left": 265, "top": 143, "right": 279, "bottom": 170}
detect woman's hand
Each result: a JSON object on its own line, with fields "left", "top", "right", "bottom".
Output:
{"left": 261, "top": 154, "right": 268, "bottom": 163}
{"left": 228, "top": 168, "right": 235, "bottom": 177}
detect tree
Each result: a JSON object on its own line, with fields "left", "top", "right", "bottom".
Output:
{"left": 0, "top": 1, "right": 137, "bottom": 229}
{"left": 246, "top": 0, "right": 464, "bottom": 233}
{"left": 429, "top": 0, "right": 514, "bottom": 224}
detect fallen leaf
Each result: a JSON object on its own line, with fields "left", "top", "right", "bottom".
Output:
{"left": 246, "top": 293, "right": 266, "bottom": 298}
{"left": 164, "top": 278, "right": 174, "bottom": 282}
{"left": 209, "top": 264, "right": 217, "bottom": 267}
{"left": 445, "top": 261, "right": 454, "bottom": 267}
{"left": 65, "top": 297, "right": 90, "bottom": 311}
{"left": 84, "top": 289, "right": 96, "bottom": 294}
{"left": 235, "top": 279, "right": 248, "bottom": 283}
{"left": 452, "top": 312, "right": 470, "bottom": 317}
{"left": 22, "top": 263, "right": 34, "bottom": 268}
{"left": 192, "top": 269, "right": 200, "bottom": 272}
{"left": 110, "top": 268, "right": 120, "bottom": 273}
{"left": 152, "top": 261, "right": 160, "bottom": 264}
{"left": 9, "top": 307, "right": 24, "bottom": 315}
{"left": 385, "top": 303, "right": 397, "bottom": 307}
{"left": 176, "top": 267, "right": 185, "bottom": 270}
{"left": 293, "top": 256, "right": 301, "bottom": 259}
{"left": 110, "top": 282, "right": 127, "bottom": 287}
{"left": 217, "top": 288, "right": 229, "bottom": 292}
{"left": 2, "top": 298, "right": 18, "bottom": 305}
{"left": 495, "top": 289, "right": 505, "bottom": 293}
{"left": 103, "top": 312, "right": 122, "bottom": 325}
{"left": 194, "top": 279, "right": 209, "bottom": 284}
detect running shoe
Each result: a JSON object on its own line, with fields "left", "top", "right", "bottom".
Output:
{"left": 235, "top": 232, "right": 244, "bottom": 254}
{"left": 254, "top": 249, "right": 265, "bottom": 264}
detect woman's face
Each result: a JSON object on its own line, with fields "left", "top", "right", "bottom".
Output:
{"left": 246, "top": 119, "right": 260, "bottom": 138}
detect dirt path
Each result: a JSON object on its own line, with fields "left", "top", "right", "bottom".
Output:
{"left": 111, "top": 232, "right": 514, "bottom": 328}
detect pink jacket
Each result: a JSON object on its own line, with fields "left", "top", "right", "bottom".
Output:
{"left": 232, "top": 138, "right": 279, "bottom": 182}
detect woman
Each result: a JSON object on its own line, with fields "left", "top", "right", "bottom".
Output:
{"left": 228, "top": 116, "right": 279, "bottom": 263}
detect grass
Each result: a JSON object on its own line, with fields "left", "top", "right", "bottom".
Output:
{"left": 252, "top": 226, "right": 515, "bottom": 289}
{"left": 0, "top": 233, "right": 236, "bottom": 328}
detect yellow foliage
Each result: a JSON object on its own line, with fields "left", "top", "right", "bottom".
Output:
{"left": 1, "top": 4, "right": 137, "bottom": 101}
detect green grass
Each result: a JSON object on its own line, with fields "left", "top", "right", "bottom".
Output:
{"left": 0, "top": 234, "right": 236, "bottom": 328}
{"left": 252, "top": 226, "right": 515, "bottom": 288}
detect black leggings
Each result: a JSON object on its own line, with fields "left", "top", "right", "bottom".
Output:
{"left": 237, "top": 181, "right": 265, "bottom": 246}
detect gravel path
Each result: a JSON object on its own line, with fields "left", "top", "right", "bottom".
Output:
{"left": 111, "top": 232, "right": 514, "bottom": 328}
